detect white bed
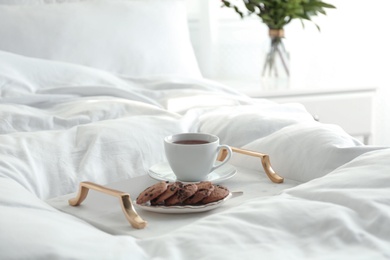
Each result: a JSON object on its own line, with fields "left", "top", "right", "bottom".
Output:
{"left": 0, "top": 1, "right": 389, "bottom": 259}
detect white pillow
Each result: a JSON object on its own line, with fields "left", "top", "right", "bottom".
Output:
{"left": 0, "top": 0, "right": 201, "bottom": 78}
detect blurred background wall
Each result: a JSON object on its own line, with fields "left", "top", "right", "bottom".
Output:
{"left": 186, "top": 0, "right": 390, "bottom": 146}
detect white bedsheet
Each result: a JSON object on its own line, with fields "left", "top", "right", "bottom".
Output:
{"left": 1, "top": 51, "right": 389, "bottom": 259}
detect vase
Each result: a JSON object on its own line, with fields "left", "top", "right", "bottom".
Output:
{"left": 261, "top": 29, "right": 290, "bottom": 90}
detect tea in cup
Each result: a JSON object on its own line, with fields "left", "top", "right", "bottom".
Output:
{"left": 164, "top": 133, "right": 232, "bottom": 182}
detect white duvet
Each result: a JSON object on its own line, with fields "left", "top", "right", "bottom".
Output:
{"left": 1, "top": 51, "right": 389, "bottom": 259}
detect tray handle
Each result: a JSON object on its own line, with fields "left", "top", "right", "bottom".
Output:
{"left": 68, "top": 181, "right": 147, "bottom": 229}
{"left": 218, "top": 147, "right": 284, "bottom": 183}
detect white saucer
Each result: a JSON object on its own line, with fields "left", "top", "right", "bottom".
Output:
{"left": 148, "top": 162, "right": 236, "bottom": 183}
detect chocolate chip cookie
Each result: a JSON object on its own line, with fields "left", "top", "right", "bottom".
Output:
{"left": 136, "top": 181, "right": 168, "bottom": 204}
{"left": 164, "top": 183, "right": 198, "bottom": 206}
{"left": 201, "top": 184, "right": 230, "bottom": 204}
{"left": 184, "top": 181, "right": 215, "bottom": 205}
{"left": 152, "top": 181, "right": 183, "bottom": 205}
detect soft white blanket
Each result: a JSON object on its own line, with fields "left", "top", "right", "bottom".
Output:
{"left": 0, "top": 51, "right": 389, "bottom": 259}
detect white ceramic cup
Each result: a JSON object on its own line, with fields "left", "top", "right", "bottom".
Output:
{"left": 164, "top": 133, "right": 232, "bottom": 182}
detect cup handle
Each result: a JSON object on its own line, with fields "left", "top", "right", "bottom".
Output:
{"left": 211, "top": 145, "right": 232, "bottom": 172}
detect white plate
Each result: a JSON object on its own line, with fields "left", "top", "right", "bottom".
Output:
{"left": 148, "top": 162, "right": 237, "bottom": 183}
{"left": 134, "top": 192, "right": 234, "bottom": 214}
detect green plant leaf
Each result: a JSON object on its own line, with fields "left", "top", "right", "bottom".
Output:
{"left": 222, "top": 0, "right": 336, "bottom": 30}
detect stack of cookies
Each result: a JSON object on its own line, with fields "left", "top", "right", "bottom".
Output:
{"left": 136, "top": 181, "right": 230, "bottom": 206}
